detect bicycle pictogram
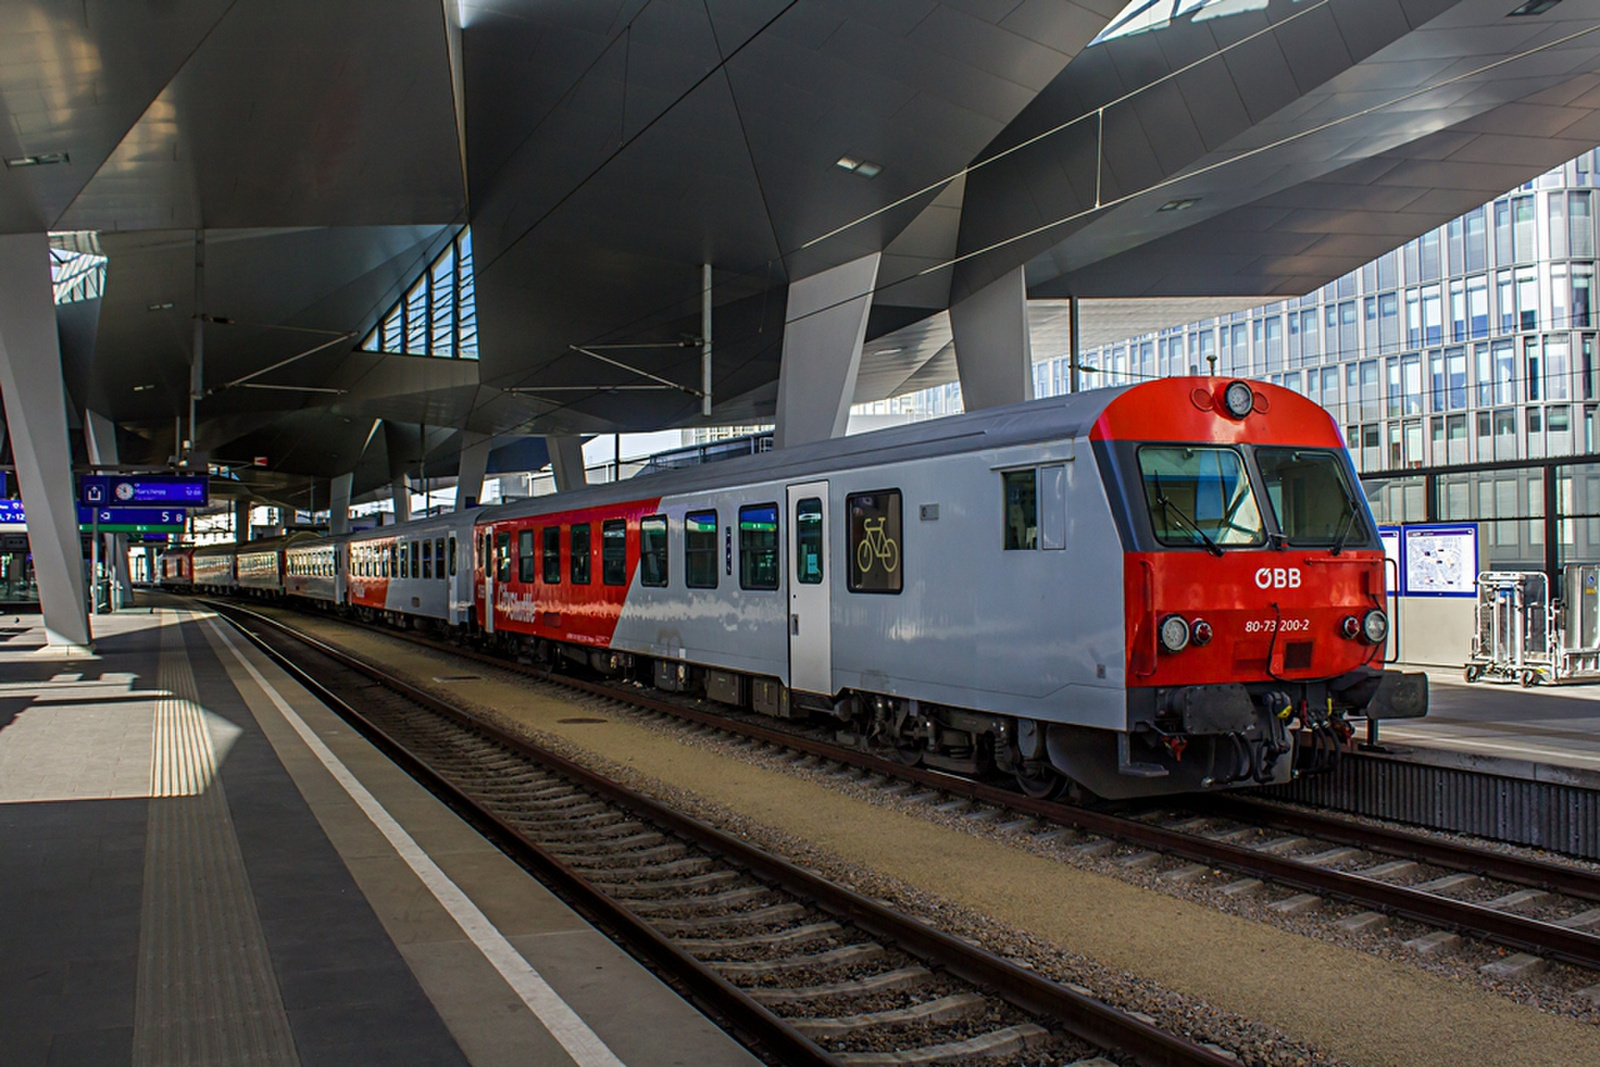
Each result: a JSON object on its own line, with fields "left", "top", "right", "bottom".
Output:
{"left": 855, "top": 517, "right": 899, "bottom": 575}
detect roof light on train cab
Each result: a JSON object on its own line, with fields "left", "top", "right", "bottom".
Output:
{"left": 1222, "top": 380, "right": 1255, "bottom": 419}
{"left": 1159, "top": 614, "right": 1191, "bottom": 653}
{"left": 1361, "top": 609, "right": 1389, "bottom": 645}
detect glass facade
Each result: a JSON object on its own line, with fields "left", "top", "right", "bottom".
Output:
{"left": 1042, "top": 149, "right": 1600, "bottom": 480}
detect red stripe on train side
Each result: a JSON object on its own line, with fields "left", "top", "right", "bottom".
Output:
{"left": 481, "top": 496, "right": 664, "bottom": 647}
{"left": 347, "top": 534, "right": 396, "bottom": 609}
{"left": 1090, "top": 377, "right": 1346, "bottom": 447}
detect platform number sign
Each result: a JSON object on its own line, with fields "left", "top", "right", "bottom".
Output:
{"left": 847, "top": 490, "right": 902, "bottom": 594}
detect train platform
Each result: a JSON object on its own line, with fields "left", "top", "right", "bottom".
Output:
{"left": 1370, "top": 667, "right": 1600, "bottom": 787}
{"left": 0, "top": 600, "right": 758, "bottom": 1067}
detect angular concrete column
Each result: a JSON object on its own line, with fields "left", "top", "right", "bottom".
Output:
{"left": 456, "top": 432, "right": 491, "bottom": 509}
{"left": 390, "top": 476, "right": 411, "bottom": 523}
{"left": 773, "top": 252, "right": 881, "bottom": 449}
{"left": 0, "top": 233, "right": 89, "bottom": 647}
{"left": 546, "top": 435, "right": 587, "bottom": 493}
{"left": 328, "top": 472, "right": 352, "bottom": 535}
{"left": 234, "top": 499, "right": 251, "bottom": 542}
{"left": 84, "top": 409, "right": 132, "bottom": 609}
{"left": 384, "top": 421, "right": 415, "bottom": 522}
{"left": 949, "top": 264, "right": 1033, "bottom": 411}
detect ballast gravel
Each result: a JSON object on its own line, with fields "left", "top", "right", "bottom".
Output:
{"left": 261, "top": 608, "right": 1600, "bottom": 1067}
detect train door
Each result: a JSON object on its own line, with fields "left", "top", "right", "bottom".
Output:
{"left": 787, "top": 481, "right": 832, "bottom": 694}
{"left": 483, "top": 529, "right": 496, "bottom": 635}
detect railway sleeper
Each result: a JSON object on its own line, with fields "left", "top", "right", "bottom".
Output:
{"left": 651, "top": 902, "right": 809, "bottom": 935}
{"left": 543, "top": 831, "right": 668, "bottom": 855}
{"left": 711, "top": 943, "right": 886, "bottom": 980}
{"left": 620, "top": 886, "right": 774, "bottom": 916}
{"left": 674, "top": 921, "right": 844, "bottom": 953}
{"left": 743, "top": 965, "right": 931, "bottom": 1006}
{"left": 830, "top": 1023, "right": 1054, "bottom": 1067}
{"left": 789, "top": 992, "right": 988, "bottom": 1040}
{"left": 587, "top": 869, "right": 742, "bottom": 895}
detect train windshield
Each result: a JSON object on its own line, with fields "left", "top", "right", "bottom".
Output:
{"left": 1255, "top": 448, "right": 1366, "bottom": 547}
{"left": 1138, "top": 446, "right": 1265, "bottom": 549}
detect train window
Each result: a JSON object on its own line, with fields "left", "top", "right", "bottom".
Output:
{"left": 448, "top": 535, "right": 457, "bottom": 577}
{"left": 602, "top": 520, "right": 627, "bottom": 586}
{"left": 685, "top": 510, "right": 718, "bottom": 589}
{"left": 1137, "top": 446, "right": 1265, "bottom": 549}
{"left": 399, "top": 542, "right": 408, "bottom": 579}
{"left": 422, "top": 539, "right": 433, "bottom": 580}
{"left": 847, "top": 490, "right": 902, "bottom": 594}
{"left": 414, "top": 542, "right": 422, "bottom": 579}
{"left": 541, "top": 526, "right": 560, "bottom": 583}
{"left": 518, "top": 530, "right": 536, "bottom": 582}
{"left": 570, "top": 523, "right": 591, "bottom": 584}
{"left": 640, "top": 515, "right": 668, "bottom": 587}
{"left": 1003, "top": 470, "right": 1037, "bottom": 550}
{"left": 739, "top": 504, "right": 779, "bottom": 591}
{"left": 390, "top": 543, "right": 398, "bottom": 577}
{"left": 436, "top": 538, "right": 446, "bottom": 580}
{"left": 1255, "top": 448, "right": 1365, "bottom": 546}
{"left": 496, "top": 532, "right": 511, "bottom": 581}
{"left": 795, "top": 498, "right": 823, "bottom": 584}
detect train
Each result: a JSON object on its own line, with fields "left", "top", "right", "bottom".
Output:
{"left": 159, "top": 377, "right": 1428, "bottom": 800}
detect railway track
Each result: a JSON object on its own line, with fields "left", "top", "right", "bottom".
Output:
{"left": 211, "top": 601, "right": 1239, "bottom": 1067}
{"left": 218, "top": 600, "right": 1600, "bottom": 983}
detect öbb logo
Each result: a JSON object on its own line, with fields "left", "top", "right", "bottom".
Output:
{"left": 1254, "top": 567, "right": 1302, "bottom": 589}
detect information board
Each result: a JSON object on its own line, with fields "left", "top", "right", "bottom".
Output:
{"left": 1402, "top": 523, "right": 1479, "bottom": 597}
{"left": 81, "top": 474, "right": 208, "bottom": 507}
{"left": 0, "top": 499, "right": 184, "bottom": 532}
{"left": 79, "top": 507, "right": 186, "bottom": 527}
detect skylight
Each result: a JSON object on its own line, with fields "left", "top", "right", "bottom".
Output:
{"left": 360, "top": 228, "right": 478, "bottom": 360}
{"left": 1092, "top": 0, "right": 1276, "bottom": 45}
{"left": 48, "top": 240, "right": 106, "bottom": 305}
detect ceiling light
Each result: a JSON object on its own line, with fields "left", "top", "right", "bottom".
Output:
{"left": 4, "top": 152, "right": 68, "bottom": 168}
{"left": 1158, "top": 198, "right": 1199, "bottom": 212}
{"left": 147, "top": 301, "right": 174, "bottom": 311}
{"left": 835, "top": 155, "right": 882, "bottom": 179}
{"left": 132, "top": 383, "right": 155, "bottom": 392}
{"left": 874, "top": 348, "right": 903, "bottom": 356}
{"left": 1508, "top": 0, "right": 1562, "bottom": 13}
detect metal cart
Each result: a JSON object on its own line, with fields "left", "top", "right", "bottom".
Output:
{"left": 1465, "top": 565, "right": 1600, "bottom": 685}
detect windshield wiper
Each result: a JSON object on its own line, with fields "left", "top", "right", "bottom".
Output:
{"left": 1329, "top": 493, "right": 1359, "bottom": 556}
{"left": 1152, "top": 474, "right": 1224, "bottom": 558}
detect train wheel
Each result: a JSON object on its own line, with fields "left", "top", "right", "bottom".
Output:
{"left": 1464, "top": 664, "right": 1482, "bottom": 683}
{"left": 1014, "top": 764, "right": 1065, "bottom": 801}
{"left": 1520, "top": 669, "right": 1539, "bottom": 688}
{"left": 892, "top": 739, "right": 923, "bottom": 766}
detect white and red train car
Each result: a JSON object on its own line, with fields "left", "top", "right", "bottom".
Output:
{"left": 158, "top": 378, "right": 1427, "bottom": 799}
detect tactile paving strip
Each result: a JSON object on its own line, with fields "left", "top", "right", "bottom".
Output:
{"left": 131, "top": 612, "right": 299, "bottom": 1067}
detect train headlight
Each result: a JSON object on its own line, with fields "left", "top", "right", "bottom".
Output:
{"left": 1222, "top": 380, "right": 1255, "bottom": 419}
{"left": 1159, "top": 614, "right": 1191, "bottom": 653}
{"left": 1340, "top": 615, "right": 1361, "bottom": 640}
{"left": 1190, "top": 619, "right": 1213, "bottom": 646}
{"left": 1361, "top": 609, "right": 1389, "bottom": 645}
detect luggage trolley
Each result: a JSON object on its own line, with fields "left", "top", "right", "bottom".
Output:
{"left": 1465, "top": 566, "right": 1600, "bottom": 685}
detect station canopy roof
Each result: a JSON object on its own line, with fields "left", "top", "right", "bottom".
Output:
{"left": 7, "top": 0, "right": 1600, "bottom": 505}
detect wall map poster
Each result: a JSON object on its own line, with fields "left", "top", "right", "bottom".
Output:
{"left": 1402, "top": 524, "right": 1479, "bottom": 597}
